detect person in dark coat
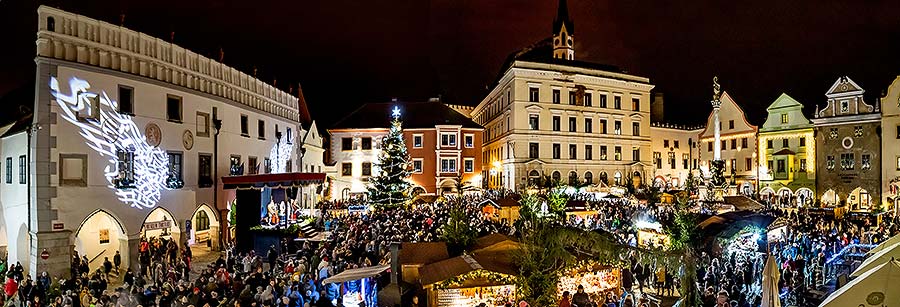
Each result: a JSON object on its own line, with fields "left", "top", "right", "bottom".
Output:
{"left": 113, "top": 251, "right": 122, "bottom": 273}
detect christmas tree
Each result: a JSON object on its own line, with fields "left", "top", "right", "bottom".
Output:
{"left": 367, "top": 107, "right": 412, "bottom": 208}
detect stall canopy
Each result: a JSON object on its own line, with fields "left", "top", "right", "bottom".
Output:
{"left": 851, "top": 241, "right": 900, "bottom": 277}
{"left": 868, "top": 233, "right": 900, "bottom": 256}
{"left": 419, "top": 253, "right": 517, "bottom": 286}
{"left": 761, "top": 255, "right": 781, "bottom": 307}
{"left": 222, "top": 172, "right": 325, "bottom": 189}
{"left": 821, "top": 259, "right": 900, "bottom": 307}
{"left": 322, "top": 265, "right": 390, "bottom": 285}
{"left": 699, "top": 211, "right": 776, "bottom": 239}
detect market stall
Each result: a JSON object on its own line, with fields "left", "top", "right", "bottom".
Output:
{"left": 321, "top": 265, "right": 389, "bottom": 307}
{"left": 420, "top": 253, "right": 518, "bottom": 307}
{"left": 636, "top": 224, "right": 670, "bottom": 250}
{"left": 558, "top": 261, "right": 622, "bottom": 302}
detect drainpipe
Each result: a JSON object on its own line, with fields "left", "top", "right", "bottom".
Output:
{"left": 212, "top": 117, "right": 222, "bottom": 243}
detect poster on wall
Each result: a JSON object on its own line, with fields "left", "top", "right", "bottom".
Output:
{"left": 99, "top": 229, "right": 110, "bottom": 244}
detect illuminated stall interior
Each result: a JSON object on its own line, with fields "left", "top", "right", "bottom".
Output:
{"left": 420, "top": 253, "right": 517, "bottom": 307}
{"left": 558, "top": 261, "right": 622, "bottom": 302}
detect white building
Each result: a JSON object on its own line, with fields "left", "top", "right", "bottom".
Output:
{"left": 0, "top": 6, "right": 323, "bottom": 277}
{"left": 881, "top": 76, "right": 900, "bottom": 213}
{"left": 697, "top": 92, "right": 759, "bottom": 195}
{"left": 472, "top": 0, "right": 654, "bottom": 191}
{"left": 649, "top": 123, "right": 703, "bottom": 189}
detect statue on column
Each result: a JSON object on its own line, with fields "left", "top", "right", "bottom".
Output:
{"left": 712, "top": 76, "right": 722, "bottom": 102}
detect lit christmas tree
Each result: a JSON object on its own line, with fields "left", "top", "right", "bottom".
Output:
{"left": 367, "top": 106, "right": 412, "bottom": 208}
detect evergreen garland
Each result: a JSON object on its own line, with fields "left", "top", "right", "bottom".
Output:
{"left": 367, "top": 112, "right": 412, "bottom": 209}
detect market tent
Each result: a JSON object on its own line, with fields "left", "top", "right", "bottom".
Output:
{"left": 868, "top": 233, "right": 900, "bottom": 255}
{"left": 820, "top": 259, "right": 900, "bottom": 307}
{"left": 321, "top": 265, "right": 390, "bottom": 284}
{"left": 851, "top": 241, "right": 900, "bottom": 277}
{"left": 419, "top": 253, "right": 517, "bottom": 286}
{"left": 761, "top": 255, "right": 781, "bottom": 307}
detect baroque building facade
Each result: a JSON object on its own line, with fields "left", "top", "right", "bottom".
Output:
{"left": 472, "top": 0, "right": 653, "bottom": 191}
{"left": 757, "top": 93, "right": 815, "bottom": 207}
{"left": 697, "top": 92, "right": 758, "bottom": 195}
{"left": 648, "top": 123, "right": 702, "bottom": 189}
{"left": 812, "top": 76, "right": 881, "bottom": 211}
{"left": 880, "top": 76, "right": 900, "bottom": 214}
{"left": 0, "top": 6, "right": 324, "bottom": 277}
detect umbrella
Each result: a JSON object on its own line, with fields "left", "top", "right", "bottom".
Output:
{"left": 868, "top": 233, "right": 900, "bottom": 255}
{"left": 820, "top": 259, "right": 900, "bottom": 307}
{"left": 761, "top": 255, "right": 781, "bottom": 307}
{"left": 852, "top": 241, "right": 900, "bottom": 277}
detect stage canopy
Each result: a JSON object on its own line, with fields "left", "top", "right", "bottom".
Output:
{"left": 322, "top": 265, "right": 390, "bottom": 285}
{"left": 821, "top": 259, "right": 900, "bottom": 307}
{"left": 222, "top": 172, "right": 325, "bottom": 189}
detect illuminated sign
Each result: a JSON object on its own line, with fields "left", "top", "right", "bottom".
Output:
{"left": 50, "top": 77, "right": 171, "bottom": 209}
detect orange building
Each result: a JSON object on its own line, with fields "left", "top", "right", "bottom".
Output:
{"left": 328, "top": 101, "right": 484, "bottom": 198}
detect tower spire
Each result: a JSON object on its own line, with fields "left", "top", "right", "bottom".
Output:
{"left": 552, "top": 0, "right": 575, "bottom": 60}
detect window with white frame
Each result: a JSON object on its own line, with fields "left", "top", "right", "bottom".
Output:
{"left": 464, "top": 158, "right": 474, "bottom": 173}
{"left": 441, "top": 133, "right": 457, "bottom": 147}
{"left": 412, "top": 159, "right": 423, "bottom": 173}
{"left": 413, "top": 134, "right": 423, "bottom": 148}
{"left": 440, "top": 158, "right": 457, "bottom": 173}
{"left": 464, "top": 134, "right": 474, "bottom": 148}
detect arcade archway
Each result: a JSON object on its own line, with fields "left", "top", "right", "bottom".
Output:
{"left": 796, "top": 188, "right": 814, "bottom": 207}
{"left": 189, "top": 204, "right": 220, "bottom": 249}
{"left": 821, "top": 189, "right": 838, "bottom": 207}
{"left": 848, "top": 187, "right": 872, "bottom": 211}
{"left": 74, "top": 210, "right": 128, "bottom": 272}
{"left": 141, "top": 207, "right": 181, "bottom": 244}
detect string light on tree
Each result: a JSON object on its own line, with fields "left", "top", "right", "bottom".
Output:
{"left": 367, "top": 105, "right": 412, "bottom": 208}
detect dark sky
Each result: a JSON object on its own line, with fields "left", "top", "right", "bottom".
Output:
{"left": 3, "top": 0, "right": 900, "bottom": 127}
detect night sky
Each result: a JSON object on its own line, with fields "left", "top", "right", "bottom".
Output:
{"left": 2, "top": 0, "right": 900, "bottom": 127}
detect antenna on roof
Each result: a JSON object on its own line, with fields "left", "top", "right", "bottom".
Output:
{"left": 119, "top": 13, "right": 125, "bottom": 26}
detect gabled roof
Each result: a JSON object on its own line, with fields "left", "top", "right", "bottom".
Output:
{"left": 488, "top": 38, "right": 624, "bottom": 89}
{"left": 826, "top": 76, "right": 865, "bottom": 97}
{"left": 296, "top": 84, "right": 313, "bottom": 127}
{"left": 419, "top": 253, "right": 517, "bottom": 286}
{"left": 399, "top": 242, "right": 449, "bottom": 265}
{"left": 766, "top": 93, "right": 803, "bottom": 111}
{"left": 330, "top": 101, "right": 482, "bottom": 130}
{"left": 773, "top": 148, "right": 796, "bottom": 155}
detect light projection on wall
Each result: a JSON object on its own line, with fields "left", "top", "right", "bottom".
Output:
{"left": 269, "top": 134, "right": 294, "bottom": 173}
{"left": 50, "top": 77, "right": 170, "bottom": 209}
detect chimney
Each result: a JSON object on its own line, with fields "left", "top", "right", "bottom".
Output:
{"left": 390, "top": 242, "right": 402, "bottom": 284}
{"left": 651, "top": 92, "right": 665, "bottom": 123}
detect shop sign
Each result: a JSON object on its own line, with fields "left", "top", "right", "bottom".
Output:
{"left": 348, "top": 204, "right": 369, "bottom": 213}
{"left": 144, "top": 220, "right": 172, "bottom": 231}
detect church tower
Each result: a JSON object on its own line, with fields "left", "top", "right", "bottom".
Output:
{"left": 552, "top": 0, "right": 575, "bottom": 60}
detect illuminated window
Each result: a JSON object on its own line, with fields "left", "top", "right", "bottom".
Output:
{"left": 441, "top": 133, "right": 457, "bottom": 147}
{"left": 614, "top": 96, "right": 622, "bottom": 109}
{"left": 116, "top": 150, "right": 135, "bottom": 187}
{"left": 669, "top": 152, "right": 676, "bottom": 169}
{"left": 166, "top": 95, "right": 182, "bottom": 122}
{"left": 361, "top": 162, "right": 372, "bottom": 176}
{"left": 854, "top": 126, "right": 863, "bottom": 138}
{"left": 632, "top": 98, "right": 640, "bottom": 111}
{"left": 257, "top": 120, "right": 266, "bottom": 139}
{"left": 195, "top": 210, "right": 210, "bottom": 231}
{"left": 264, "top": 158, "right": 272, "bottom": 173}
{"left": 614, "top": 121, "right": 622, "bottom": 135}
{"left": 464, "top": 159, "right": 474, "bottom": 173}
{"left": 599, "top": 94, "right": 607, "bottom": 108}
{"left": 341, "top": 138, "right": 353, "bottom": 151}
{"left": 529, "top": 115, "right": 539, "bottom": 130}
{"left": 412, "top": 159, "right": 423, "bottom": 173}
{"left": 897, "top": 156, "right": 900, "bottom": 170}
{"left": 600, "top": 146, "right": 607, "bottom": 160}
{"left": 248, "top": 157, "right": 258, "bottom": 174}
{"left": 552, "top": 116, "right": 561, "bottom": 131}
{"left": 413, "top": 135, "right": 423, "bottom": 148}
{"left": 654, "top": 152, "right": 662, "bottom": 169}
{"left": 826, "top": 155, "right": 835, "bottom": 170}
{"left": 840, "top": 153, "right": 854, "bottom": 170}
{"left": 341, "top": 163, "right": 352, "bottom": 176}
{"left": 230, "top": 155, "right": 242, "bottom": 175}
{"left": 829, "top": 128, "right": 838, "bottom": 139}
{"left": 585, "top": 145, "right": 593, "bottom": 160}
{"left": 552, "top": 144, "right": 561, "bottom": 159}
{"left": 799, "top": 159, "right": 807, "bottom": 172}
{"left": 529, "top": 87, "right": 539, "bottom": 102}
{"left": 198, "top": 154, "right": 212, "bottom": 188}
{"left": 240, "top": 115, "right": 249, "bottom": 136}
{"left": 529, "top": 143, "right": 539, "bottom": 159}
{"left": 361, "top": 137, "right": 372, "bottom": 150}
{"left": 841, "top": 101, "right": 849, "bottom": 113}
{"left": 781, "top": 114, "right": 788, "bottom": 124}
{"left": 167, "top": 152, "right": 183, "bottom": 182}
{"left": 76, "top": 92, "right": 100, "bottom": 122}
{"left": 440, "top": 158, "right": 457, "bottom": 173}
{"left": 683, "top": 154, "right": 690, "bottom": 169}
{"left": 18, "top": 155, "right": 26, "bottom": 184}
{"left": 118, "top": 85, "right": 133, "bottom": 115}
{"left": 464, "top": 134, "right": 474, "bottom": 148}
{"left": 862, "top": 154, "right": 871, "bottom": 170}
{"left": 552, "top": 89, "right": 560, "bottom": 104}
{"left": 615, "top": 146, "right": 622, "bottom": 161}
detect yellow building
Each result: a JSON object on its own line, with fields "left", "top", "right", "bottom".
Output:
{"left": 757, "top": 93, "right": 816, "bottom": 207}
